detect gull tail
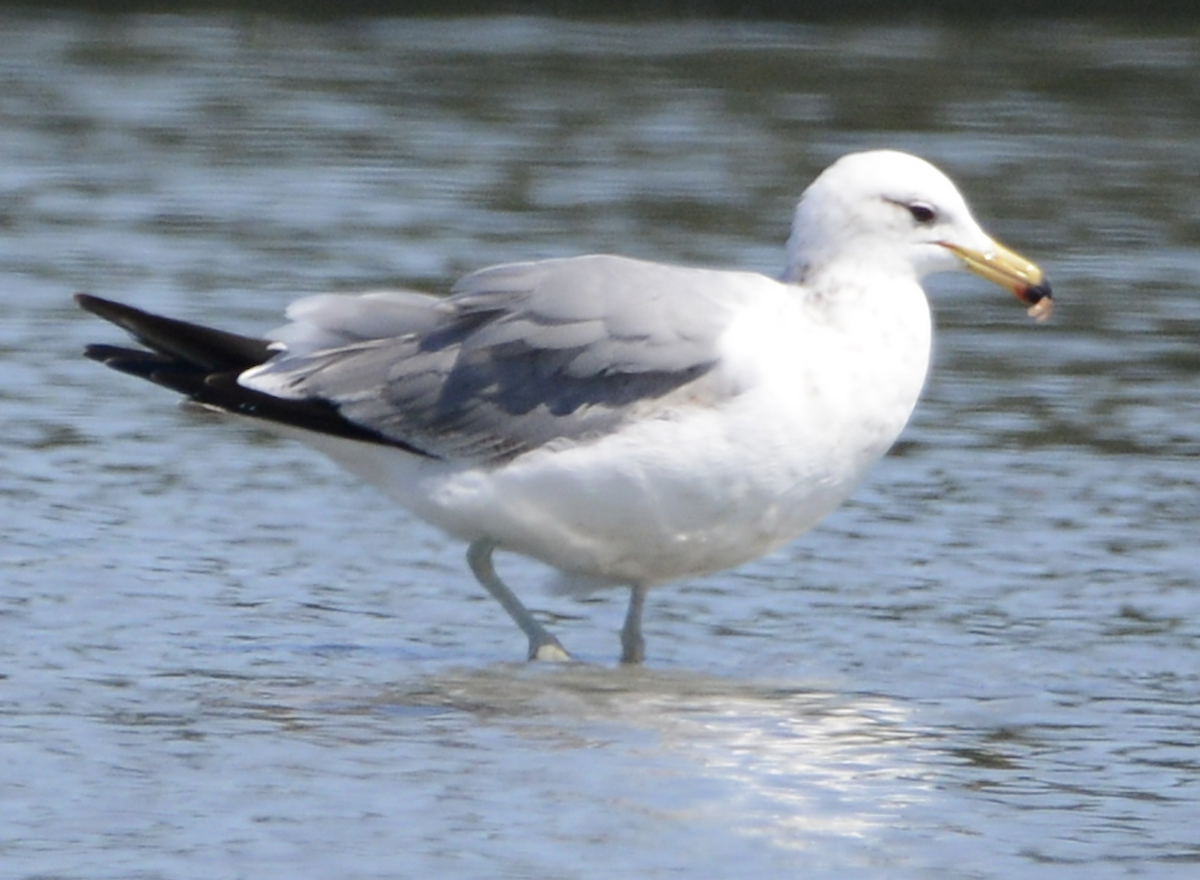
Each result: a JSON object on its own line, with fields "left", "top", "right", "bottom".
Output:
{"left": 75, "top": 294, "right": 415, "bottom": 450}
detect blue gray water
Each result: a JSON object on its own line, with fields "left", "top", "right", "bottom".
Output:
{"left": 3, "top": 13, "right": 1199, "bottom": 879}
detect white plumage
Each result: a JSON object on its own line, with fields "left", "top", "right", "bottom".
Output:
{"left": 79, "top": 150, "right": 1051, "bottom": 664}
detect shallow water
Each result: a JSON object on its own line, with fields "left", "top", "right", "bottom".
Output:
{"left": 3, "top": 12, "right": 1200, "bottom": 879}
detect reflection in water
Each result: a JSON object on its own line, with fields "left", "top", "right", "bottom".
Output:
{"left": 243, "top": 664, "right": 929, "bottom": 853}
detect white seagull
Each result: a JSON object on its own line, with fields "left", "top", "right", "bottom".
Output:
{"left": 78, "top": 150, "right": 1051, "bottom": 664}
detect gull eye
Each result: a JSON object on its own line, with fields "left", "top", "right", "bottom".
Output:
{"left": 907, "top": 202, "right": 937, "bottom": 224}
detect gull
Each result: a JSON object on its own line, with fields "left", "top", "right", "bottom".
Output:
{"left": 77, "top": 150, "right": 1051, "bottom": 664}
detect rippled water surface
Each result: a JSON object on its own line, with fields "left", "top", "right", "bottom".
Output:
{"left": 4, "top": 12, "right": 1200, "bottom": 879}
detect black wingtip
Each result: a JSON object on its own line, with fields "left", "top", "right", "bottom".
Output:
{"left": 75, "top": 292, "right": 138, "bottom": 325}
{"left": 75, "top": 292, "right": 275, "bottom": 370}
{"left": 75, "top": 292, "right": 433, "bottom": 456}
{"left": 81, "top": 341, "right": 123, "bottom": 364}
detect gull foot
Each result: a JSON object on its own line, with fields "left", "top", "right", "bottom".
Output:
{"left": 529, "top": 640, "right": 573, "bottom": 662}
{"left": 619, "top": 635, "right": 645, "bottom": 665}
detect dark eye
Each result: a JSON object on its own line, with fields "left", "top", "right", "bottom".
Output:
{"left": 907, "top": 203, "right": 937, "bottom": 224}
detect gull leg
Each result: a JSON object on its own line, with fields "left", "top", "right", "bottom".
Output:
{"left": 467, "top": 540, "right": 571, "bottom": 662}
{"left": 619, "top": 584, "right": 648, "bottom": 665}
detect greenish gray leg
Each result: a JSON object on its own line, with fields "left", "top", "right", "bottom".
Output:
{"left": 467, "top": 540, "right": 571, "bottom": 662}
{"left": 620, "top": 584, "right": 648, "bottom": 665}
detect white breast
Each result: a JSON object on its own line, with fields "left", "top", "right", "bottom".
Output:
{"left": 357, "top": 274, "right": 936, "bottom": 590}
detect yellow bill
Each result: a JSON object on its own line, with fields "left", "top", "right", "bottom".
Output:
{"left": 942, "top": 240, "right": 1053, "bottom": 321}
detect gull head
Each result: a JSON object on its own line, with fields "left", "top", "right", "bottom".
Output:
{"left": 786, "top": 150, "right": 1052, "bottom": 320}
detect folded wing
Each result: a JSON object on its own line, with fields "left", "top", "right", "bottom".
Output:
{"left": 84, "top": 254, "right": 750, "bottom": 465}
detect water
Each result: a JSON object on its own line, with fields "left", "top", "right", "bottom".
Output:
{"left": 4, "top": 12, "right": 1200, "bottom": 879}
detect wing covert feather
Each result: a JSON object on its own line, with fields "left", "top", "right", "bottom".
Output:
{"left": 243, "top": 255, "right": 754, "bottom": 462}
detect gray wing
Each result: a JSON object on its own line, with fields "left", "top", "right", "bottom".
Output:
{"left": 242, "top": 255, "right": 749, "bottom": 463}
